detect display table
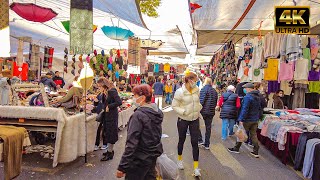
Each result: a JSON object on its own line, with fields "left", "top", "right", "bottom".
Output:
{"left": 257, "top": 129, "right": 301, "bottom": 164}
{"left": 0, "top": 106, "right": 97, "bottom": 167}
{"left": 118, "top": 107, "right": 134, "bottom": 128}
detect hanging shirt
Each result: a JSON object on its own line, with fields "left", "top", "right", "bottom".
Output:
{"left": 303, "top": 48, "right": 312, "bottom": 70}
{"left": 309, "top": 81, "right": 320, "bottom": 94}
{"left": 148, "top": 63, "right": 154, "bottom": 72}
{"left": 264, "top": 58, "right": 279, "bottom": 81}
{"left": 280, "top": 81, "right": 293, "bottom": 95}
{"left": 294, "top": 58, "right": 309, "bottom": 81}
{"left": 164, "top": 63, "right": 170, "bottom": 73}
{"left": 154, "top": 64, "right": 159, "bottom": 73}
{"left": 159, "top": 63, "right": 164, "bottom": 72}
{"left": 108, "top": 64, "right": 112, "bottom": 71}
{"left": 278, "top": 61, "right": 294, "bottom": 82}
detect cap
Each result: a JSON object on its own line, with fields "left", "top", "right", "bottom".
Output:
{"left": 227, "top": 85, "right": 235, "bottom": 92}
{"left": 242, "top": 83, "right": 254, "bottom": 89}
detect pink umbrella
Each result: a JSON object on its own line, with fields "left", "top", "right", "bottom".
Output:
{"left": 10, "top": 3, "right": 58, "bottom": 22}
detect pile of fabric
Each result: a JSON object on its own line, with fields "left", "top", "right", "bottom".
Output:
{"left": 0, "top": 125, "right": 26, "bottom": 180}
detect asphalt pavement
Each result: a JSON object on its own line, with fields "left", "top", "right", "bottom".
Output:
{"left": 0, "top": 108, "right": 304, "bottom": 180}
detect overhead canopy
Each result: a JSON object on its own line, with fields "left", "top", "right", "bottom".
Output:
{"left": 8, "top": 0, "right": 192, "bottom": 60}
{"left": 191, "top": 0, "right": 320, "bottom": 55}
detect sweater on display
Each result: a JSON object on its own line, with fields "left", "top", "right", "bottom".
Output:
{"left": 264, "top": 33, "right": 284, "bottom": 58}
{"left": 280, "top": 34, "right": 300, "bottom": 56}
{"left": 294, "top": 57, "right": 309, "bottom": 81}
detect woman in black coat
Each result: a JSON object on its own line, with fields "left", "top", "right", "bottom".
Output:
{"left": 116, "top": 84, "right": 163, "bottom": 180}
{"left": 97, "top": 78, "right": 122, "bottom": 161}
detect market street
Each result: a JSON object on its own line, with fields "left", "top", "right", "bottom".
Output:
{"left": 0, "top": 109, "right": 303, "bottom": 180}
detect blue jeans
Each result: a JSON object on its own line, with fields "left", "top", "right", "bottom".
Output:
{"left": 165, "top": 93, "right": 172, "bottom": 104}
{"left": 221, "top": 119, "right": 236, "bottom": 140}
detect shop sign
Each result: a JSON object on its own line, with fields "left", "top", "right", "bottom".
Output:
{"left": 274, "top": 6, "right": 310, "bottom": 34}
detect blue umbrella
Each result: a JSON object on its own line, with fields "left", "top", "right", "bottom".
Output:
{"left": 101, "top": 26, "right": 134, "bottom": 41}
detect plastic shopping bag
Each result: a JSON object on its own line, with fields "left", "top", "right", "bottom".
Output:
{"left": 156, "top": 154, "right": 179, "bottom": 180}
{"left": 235, "top": 125, "right": 248, "bottom": 142}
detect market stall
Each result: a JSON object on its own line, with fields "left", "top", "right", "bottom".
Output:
{"left": 257, "top": 108, "right": 320, "bottom": 179}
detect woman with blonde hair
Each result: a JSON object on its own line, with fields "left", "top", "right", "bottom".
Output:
{"left": 96, "top": 77, "right": 122, "bottom": 161}
{"left": 172, "top": 70, "right": 202, "bottom": 177}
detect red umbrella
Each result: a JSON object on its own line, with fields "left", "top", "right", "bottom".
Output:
{"left": 10, "top": 3, "right": 58, "bottom": 22}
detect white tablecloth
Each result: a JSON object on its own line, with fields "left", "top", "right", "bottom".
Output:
{"left": 118, "top": 107, "right": 134, "bottom": 128}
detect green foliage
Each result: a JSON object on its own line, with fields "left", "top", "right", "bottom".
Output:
{"left": 139, "top": 0, "right": 161, "bottom": 18}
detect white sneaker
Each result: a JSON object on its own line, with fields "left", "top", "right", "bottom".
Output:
{"left": 177, "top": 160, "right": 184, "bottom": 170}
{"left": 100, "top": 145, "right": 108, "bottom": 150}
{"left": 94, "top": 145, "right": 99, "bottom": 151}
{"left": 193, "top": 168, "right": 201, "bottom": 177}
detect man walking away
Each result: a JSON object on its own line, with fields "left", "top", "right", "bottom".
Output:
{"left": 228, "top": 83, "right": 261, "bottom": 158}
{"left": 172, "top": 79, "right": 181, "bottom": 98}
{"left": 153, "top": 77, "right": 164, "bottom": 109}
{"left": 198, "top": 77, "right": 218, "bottom": 150}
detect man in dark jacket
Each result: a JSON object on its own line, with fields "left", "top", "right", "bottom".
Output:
{"left": 198, "top": 77, "right": 218, "bottom": 149}
{"left": 39, "top": 73, "right": 57, "bottom": 90}
{"left": 152, "top": 77, "right": 164, "bottom": 109}
{"left": 52, "top": 71, "right": 65, "bottom": 89}
{"left": 117, "top": 84, "right": 163, "bottom": 179}
{"left": 228, "top": 83, "right": 261, "bottom": 158}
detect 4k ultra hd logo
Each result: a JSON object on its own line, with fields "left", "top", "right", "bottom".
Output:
{"left": 275, "top": 6, "right": 310, "bottom": 34}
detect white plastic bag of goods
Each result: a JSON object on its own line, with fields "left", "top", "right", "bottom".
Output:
{"left": 156, "top": 154, "right": 179, "bottom": 180}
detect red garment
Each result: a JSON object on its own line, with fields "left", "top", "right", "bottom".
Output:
{"left": 13, "top": 62, "right": 28, "bottom": 81}
{"left": 136, "top": 75, "right": 141, "bottom": 83}
{"left": 169, "top": 74, "right": 174, "bottom": 79}
{"left": 48, "top": 47, "right": 54, "bottom": 69}
{"left": 217, "top": 96, "right": 241, "bottom": 108}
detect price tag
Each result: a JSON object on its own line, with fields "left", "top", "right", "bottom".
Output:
{"left": 18, "top": 118, "right": 25, "bottom": 123}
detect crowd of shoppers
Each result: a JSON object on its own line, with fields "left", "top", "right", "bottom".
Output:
{"left": 90, "top": 70, "right": 270, "bottom": 179}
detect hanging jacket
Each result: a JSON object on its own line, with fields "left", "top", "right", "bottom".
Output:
{"left": 118, "top": 103, "right": 163, "bottom": 173}
{"left": 238, "top": 90, "right": 262, "bottom": 122}
{"left": 219, "top": 91, "right": 240, "bottom": 119}
{"left": 172, "top": 84, "right": 202, "bottom": 121}
{"left": 200, "top": 85, "right": 218, "bottom": 116}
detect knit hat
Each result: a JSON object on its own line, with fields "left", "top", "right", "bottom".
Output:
{"left": 227, "top": 85, "right": 235, "bottom": 92}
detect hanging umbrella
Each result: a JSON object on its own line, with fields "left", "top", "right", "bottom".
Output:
{"left": 10, "top": 3, "right": 57, "bottom": 22}
{"left": 61, "top": 20, "right": 97, "bottom": 33}
{"left": 140, "top": 39, "right": 163, "bottom": 50}
{"left": 101, "top": 26, "right": 134, "bottom": 41}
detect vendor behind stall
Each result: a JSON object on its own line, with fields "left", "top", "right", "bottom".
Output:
{"left": 52, "top": 71, "right": 65, "bottom": 89}
{"left": 51, "top": 76, "right": 83, "bottom": 105}
{"left": 40, "top": 72, "right": 57, "bottom": 91}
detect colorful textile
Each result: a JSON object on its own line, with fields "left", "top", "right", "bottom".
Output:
{"left": 303, "top": 48, "right": 311, "bottom": 70}
{"left": 164, "top": 63, "right": 170, "bottom": 73}
{"left": 309, "top": 81, "right": 320, "bottom": 94}
{"left": 154, "top": 64, "right": 159, "bottom": 73}
{"left": 264, "top": 58, "right": 279, "bottom": 81}
{"left": 13, "top": 62, "right": 28, "bottom": 81}
{"left": 128, "top": 37, "right": 140, "bottom": 66}
{"left": 267, "top": 81, "right": 280, "bottom": 94}
{"left": 0, "top": 0, "right": 10, "bottom": 57}
{"left": 278, "top": 61, "right": 294, "bottom": 82}
{"left": 70, "top": 0, "right": 93, "bottom": 54}
{"left": 139, "top": 49, "right": 147, "bottom": 74}
{"left": 294, "top": 57, "right": 309, "bottom": 80}
{"left": 29, "top": 44, "right": 40, "bottom": 70}
{"left": 308, "top": 70, "right": 320, "bottom": 81}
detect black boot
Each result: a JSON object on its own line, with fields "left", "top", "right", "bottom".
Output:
{"left": 101, "top": 151, "right": 114, "bottom": 161}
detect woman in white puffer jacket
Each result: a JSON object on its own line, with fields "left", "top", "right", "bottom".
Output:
{"left": 172, "top": 70, "right": 202, "bottom": 177}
